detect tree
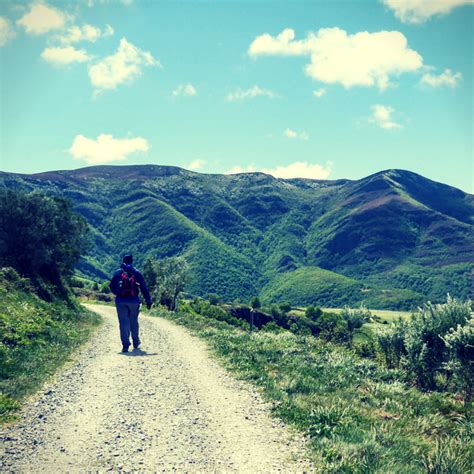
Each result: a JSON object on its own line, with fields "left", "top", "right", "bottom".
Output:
{"left": 208, "top": 293, "right": 220, "bottom": 305}
{"left": 0, "top": 190, "right": 89, "bottom": 290}
{"left": 306, "top": 306, "right": 322, "bottom": 321}
{"left": 145, "top": 256, "right": 189, "bottom": 311}
{"left": 250, "top": 296, "right": 261, "bottom": 310}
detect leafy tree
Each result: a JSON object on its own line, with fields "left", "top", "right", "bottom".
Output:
{"left": 0, "top": 190, "right": 89, "bottom": 291}
{"left": 279, "top": 302, "right": 291, "bottom": 314}
{"left": 250, "top": 296, "right": 261, "bottom": 310}
{"left": 306, "top": 305, "right": 322, "bottom": 321}
{"left": 145, "top": 256, "right": 189, "bottom": 311}
{"left": 208, "top": 293, "right": 221, "bottom": 305}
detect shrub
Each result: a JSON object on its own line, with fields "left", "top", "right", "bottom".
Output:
{"left": 340, "top": 305, "right": 372, "bottom": 345}
{"left": 377, "top": 318, "right": 407, "bottom": 368}
{"left": 404, "top": 296, "right": 471, "bottom": 390}
{"left": 442, "top": 316, "right": 474, "bottom": 402}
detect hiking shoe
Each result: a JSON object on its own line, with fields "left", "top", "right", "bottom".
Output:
{"left": 122, "top": 346, "right": 129, "bottom": 353}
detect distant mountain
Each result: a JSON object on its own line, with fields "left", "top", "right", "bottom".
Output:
{"left": 1, "top": 165, "right": 473, "bottom": 309}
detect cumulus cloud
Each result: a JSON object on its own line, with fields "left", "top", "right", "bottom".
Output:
{"left": 172, "top": 83, "right": 197, "bottom": 97}
{"left": 226, "top": 162, "right": 331, "bottom": 179}
{"left": 225, "top": 165, "right": 256, "bottom": 174}
{"left": 186, "top": 159, "right": 206, "bottom": 170}
{"left": 226, "top": 85, "right": 276, "bottom": 101}
{"left": 69, "top": 133, "right": 149, "bottom": 164}
{"left": 313, "top": 88, "right": 326, "bottom": 98}
{"left": 88, "top": 38, "right": 160, "bottom": 93}
{"left": 284, "top": 128, "right": 309, "bottom": 140}
{"left": 261, "top": 161, "right": 332, "bottom": 179}
{"left": 370, "top": 104, "right": 402, "bottom": 130}
{"left": 56, "top": 23, "right": 113, "bottom": 44}
{"left": 381, "top": 0, "right": 473, "bottom": 24}
{"left": 420, "top": 68, "right": 462, "bottom": 87}
{"left": 0, "top": 17, "right": 16, "bottom": 46}
{"left": 249, "top": 27, "right": 423, "bottom": 90}
{"left": 41, "top": 46, "right": 91, "bottom": 65}
{"left": 17, "top": 2, "right": 68, "bottom": 35}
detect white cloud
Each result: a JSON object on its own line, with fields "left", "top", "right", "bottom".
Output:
{"left": 225, "top": 162, "right": 331, "bottom": 179}
{"left": 17, "top": 2, "right": 68, "bottom": 35}
{"left": 225, "top": 165, "right": 257, "bottom": 174}
{"left": 313, "top": 88, "right": 326, "bottom": 98}
{"left": 172, "top": 83, "right": 197, "bottom": 97}
{"left": 88, "top": 38, "right": 160, "bottom": 93}
{"left": 381, "top": 0, "right": 473, "bottom": 24}
{"left": 284, "top": 128, "right": 309, "bottom": 140}
{"left": 69, "top": 133, "right": 149, "bottom": 164}
{"left": 261, "top": 161, "right": 332, "bottom": 179}
{"left": 41, "top": 46, "right": 91, "bottom": 65}
{"left": 249, "top": 27, "right": 423, "bottom": 90}
{"left": 186, "top": 159, "right": 206, "bottom": 170}
{"left": 0, "top": 17, "right": 16, "bottom": 46}
{"left": 370, "top": 104, "right": 402, "bottom": 130}
{"left": 420, "top": 68, "right": 462, "bottom": 87}
{"left": 226, "top": 85, "right": 276, "bottom": 101}
{"left": 56, "top": 23, "right": 113, "bottom": 44}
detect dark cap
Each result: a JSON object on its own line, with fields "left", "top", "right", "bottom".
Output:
{"left": 122, "top": 254, "right": 133, "bottom": 264}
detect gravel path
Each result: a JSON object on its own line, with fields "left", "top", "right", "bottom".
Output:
{"left": 1, "top": 304, "right": 312, "bottom": 473}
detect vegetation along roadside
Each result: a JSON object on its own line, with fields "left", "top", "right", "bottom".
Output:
{"left": 154, "top": 297, "right": 473, "bottom": 473}
{"left": 0, "top": 190, "right": 102, "bottom": 423}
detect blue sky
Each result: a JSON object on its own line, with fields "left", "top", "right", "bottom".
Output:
{"left": 0, "top": 0, "right": 472, "bottom": 192}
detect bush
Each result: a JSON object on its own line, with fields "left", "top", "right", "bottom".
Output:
{"left": 376, "top": 319, "right": 407, "bottom": 368}
{"left": 442, "top": 316, "right": 474, "bottom": 402}
{"left": 404, "top": 296, "right": 471, "bottom": 390}
{"left": 340, "top": 305, "right": 372, "bottom": 345}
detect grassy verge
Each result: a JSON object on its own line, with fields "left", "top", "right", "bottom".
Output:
{"left": 0, "top": 273, "right": 102, "bottom": 423}
{"left": 155, "top": 304, "right": 473, "bottom": 473}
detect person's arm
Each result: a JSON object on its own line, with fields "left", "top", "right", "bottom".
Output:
{"left": 135, "top": 270, "right": 152, "bottom": 308}
{"left": 109, "top": 271, "right": 120, "bottom": 296}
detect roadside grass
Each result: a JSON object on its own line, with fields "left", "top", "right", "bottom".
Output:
{"left": 158, "top": 305, "right": 473, "bottom": 473}
{"left": 0, "top": 276, "right": 102, "bottom": 423}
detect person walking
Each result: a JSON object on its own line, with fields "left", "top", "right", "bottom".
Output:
{"left": 110, "top": 254, "right": 152, "bottom": 353}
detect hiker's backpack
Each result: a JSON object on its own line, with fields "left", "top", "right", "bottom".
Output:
{"left": 118, "top": 271, "right": 138, "bottom": 298}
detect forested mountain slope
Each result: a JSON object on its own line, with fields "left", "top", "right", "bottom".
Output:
{"left": 1, "top": 166, "right": 472, "bottom": 308}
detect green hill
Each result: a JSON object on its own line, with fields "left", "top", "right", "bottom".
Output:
{"left": 1, "top": 166, "right": 472, "bottom": 309}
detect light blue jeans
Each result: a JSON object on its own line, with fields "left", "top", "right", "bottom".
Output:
{"left": 116, "top": 302, "right": 140, "bottom": 348}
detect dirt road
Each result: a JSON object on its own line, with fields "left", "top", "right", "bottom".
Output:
{"left": 1, "top": 304, "right": 312, "bottom": 472}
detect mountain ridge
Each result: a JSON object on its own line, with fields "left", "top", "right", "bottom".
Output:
{"left": 1, "top": 165, "right": 472, "bottom": 309}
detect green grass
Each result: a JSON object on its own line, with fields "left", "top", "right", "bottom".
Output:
{"left": 0, "top": 275, "right": 102, "bottom": 423}
{"left": 261, "top": 266, "right": 364, "bottom": 307}
{"left": 157, "top": 304, "right": 473, "bottom": 473}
